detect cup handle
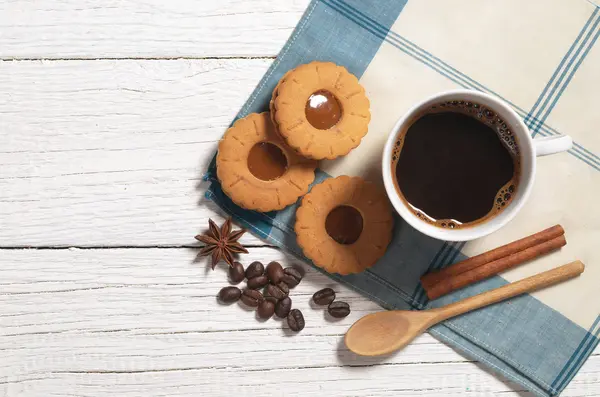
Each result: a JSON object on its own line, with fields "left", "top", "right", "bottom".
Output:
{"left": 533, "top": 135, "right": 573, "bottom": 156}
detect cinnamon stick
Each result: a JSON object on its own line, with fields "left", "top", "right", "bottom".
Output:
{"left": 423, "top": 234, "right": 566, "bottom": 300}
{"left": 420, "top": 224, "right": 564, "bottom": 291}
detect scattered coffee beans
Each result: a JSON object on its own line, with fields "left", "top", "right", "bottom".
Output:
{"left": 240, "top": 289, "right": 264, "bottom": 307}
{"left": 245, "top": 261, "right": 264, "bottom": 279}
{"left": 266, "top": 282, "right": 289, "bottom": 300}
{"left": 216, "top": 261, "right": 308, "bottom": 334}
{"left": 247, "top": 274, "right": 269, "bottom": 290}
{"left": 266, "top": 261, "right": 284, "bottom": 284}
{"left": 287, "top": 309, "right": 305, "bottom": 332}
{"left": 328, "top": 301, "right": 351, "bottom": 318}
{"left": 229, "top": 262, "right": 245, "bottom": 284}
{"left": 275, "top": 297, "right": 292, "bottom": 318}
{"left": 257, "top": 297, "right": 277, "bottom": 319}
{"left": 313, "top": 288, "right": 336, "bottom": 305}
{"left": 218, "top": 286, "right": 242, "bottom": 303}
{"left": 281, "top": 267, "right": 302, "bottom": 288}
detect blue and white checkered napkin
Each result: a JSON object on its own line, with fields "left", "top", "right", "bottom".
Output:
{"left": 205, "top": 1, "right": 600, "bottom": 395}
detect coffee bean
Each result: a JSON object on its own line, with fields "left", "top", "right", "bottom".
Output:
{"left": 257, "top": 297, "right": 276, "bottom": 319}
{"left": 313, "top": 288, "right": 335, "bottom": 305}
{"left": 281, "top": 267, "right": 302, "bottom": 288}
{"left": 247, "top": 275, "right": 269, "bottom": 290}
{"left": 266, "top": 261, "right": 284, "bottom": 284}
{"left": 229, "top": 262, "right": 245, "bottom": 284}
{"left": 218, "top": 286, "right": 241, "bottom": 303}
{"left": 328, "top": 301, "right": 350, "bottom": 318}
{"left": 245, "top": 261, "right": 264, "bottom": 279}
{"left": 275, "top": 297, "right": 292, "bottom": 318}
{"left": 287, "top": 309, "right": 305, "bottom": 332}
{"left": 240, "top": 289, "right": 264, "bottom": 307}
{"left": 266, "top": 282, "right": 289, "bottom": 300}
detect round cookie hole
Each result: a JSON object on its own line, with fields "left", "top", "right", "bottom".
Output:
{"left": 247, "top": 142, "right": 288, "bottom": 181}
{"left": 305, "top": 90, "right": 342, "bottom": 130}
{"left": 325, "top": 205, "right": 363, "bottom": 245}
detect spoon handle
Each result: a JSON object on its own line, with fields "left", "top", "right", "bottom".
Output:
{"left": 435, "top": 261, "right": 584, "bottom": 322}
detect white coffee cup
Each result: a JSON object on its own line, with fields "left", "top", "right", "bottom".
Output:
{"left": 381, "top": 89, "right": 572, "bottom": 241}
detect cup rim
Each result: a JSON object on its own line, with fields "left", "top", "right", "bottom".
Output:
{"left": 381, "top": 89, "right": 536, "bottom": 241}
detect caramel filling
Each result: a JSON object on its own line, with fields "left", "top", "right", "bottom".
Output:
{"left": 305, "top": 90, "right": 342, "bottom": 130}
{"left": 247, "top": 142, "right": 288, "bottom": 181}
{"left": 325, "top": 205, "right": 363, "bottom": 245}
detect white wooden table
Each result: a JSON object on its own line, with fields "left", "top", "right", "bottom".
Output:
{"left": 1, "top": 1, "right": 598, "bottom": 396}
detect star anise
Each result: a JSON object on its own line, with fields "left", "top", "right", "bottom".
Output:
{"left": 195, "top": 218, "right": 248, "bottom": 269}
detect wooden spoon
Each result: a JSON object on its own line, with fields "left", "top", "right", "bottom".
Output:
{"left": 345, "top": 260, "right": 584, "bottom": 356}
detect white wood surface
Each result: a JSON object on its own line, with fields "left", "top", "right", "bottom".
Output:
{"left": 0, "top": 1, "right": 598, "bottom": 396}
{"left": 0, "top": 0, "right": 309, "bottom": 59}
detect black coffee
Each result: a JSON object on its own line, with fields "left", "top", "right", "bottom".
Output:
{"left": 392, "top": 101, "right": 520, "bottom": 229}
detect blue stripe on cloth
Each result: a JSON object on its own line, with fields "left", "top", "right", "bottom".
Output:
{"left": 571, "top": 143, "right": 600, "bottom": 166}
{"left": 555, "top": 326, "right": 600, "bottom": 394}
{"left": 524, "top": 8, "right": 599, "bottom": 127}
{"left": 552, "top": 315, "right": 600, "bottom": 394}
{"left": 530, "top": 11, "right": 600, "bottom": 134}
{"left": 437, "top": 242, "right": 465, "bottom": 271}
{"left": 414, "top": 241, "right": 466, "bottom": 306}
{"left": 410, "top": 241, "right": 449, "bottom": 303}
{"left": 413, "top": 242, "right": 457, "bottom": 304}
{"left": 322, "top": 0, "right": 600, "bottom": 171}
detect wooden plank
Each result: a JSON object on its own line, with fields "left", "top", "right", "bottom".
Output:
{"left": 0, "top": 0, "right": 309, "bottom": 59}
{"left": 1, "top": 247, "right": 597, "bottom": 396}
{"left": 0, "top": 59, "right": 274, "bottom": 247}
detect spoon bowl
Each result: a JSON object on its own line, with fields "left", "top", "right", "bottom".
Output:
{"left": 345, "top": 310, "right": 438, "bottom": 356}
